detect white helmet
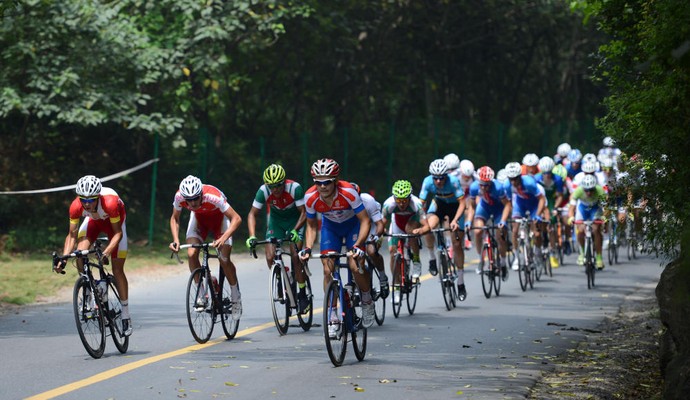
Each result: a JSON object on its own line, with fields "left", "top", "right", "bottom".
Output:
{"left": 603, "top": 136, "right": 615, "bottom": 147}
{"left": 557, "top": 143, "right": 572, "bottom": 158}
{"left": 75, "top": 175, "right": 102, "bottom": 197}
{"left": 179, "top": 175, "right": 203, "bottom": 198}
{"left": 581, "top": 160, "right": 598, "bottom": 174}
{"left": 581, "top": 174, "right": 597, "bottom": 190}
{"left": 538, "top": 156, "right": 555, "bottom": 173}
{"left": 583, "top": 153, "right": 597, "bottom": 164}
{"left": 522, "top": 153, "right": 539, "bottom": 167}
{"left": 496, "top": 169, "right": 508, "bottom": 183}
{"left": 428, "top": 159, "right": 448, "bottom": 175}
{"left": 568, "top": 149, "right": 582, "bottom": 163}
{"left": 443, "top": 153, "right": 460, "bottom": 170}
{"left": 505, "top": 162, "right": 522, "bottom": 179}
{"left": 459, "top": 159, "right": 474, "bottom": 177}
{"left": 601, "top": 157, "right": 613, "bottom": 169}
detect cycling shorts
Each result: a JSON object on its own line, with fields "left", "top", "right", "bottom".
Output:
{"left": 512, "top": 196, "right": 539, "bottom": 219}
{"left": 78, "top": 217, "right": 128, "bottom": 259}
{"left": 266, "top": 216, "right": 304, "bottom": 241}
{"left": 475, "top": 201, "right": 505, "bottom": 225}
{"left": 320, "top": 217, "right": 360, "bottom": 253}
{"left": 575, "top": 204, "right": 603, "bottom": 222}
{"left": 428, "top": 199, "right": 465, "bottom": 228}
{"left": 387, "top": 215, "right": 420, "bottom": 247}
{"left": 186, "top": 210, "right": 233, "bottom": 245}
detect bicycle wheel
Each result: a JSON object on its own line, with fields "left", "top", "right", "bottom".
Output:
{"left": 186, "top": 268, "right": 214, "bottom": 344}
{"left": 371, "top": 268, "right": 386, "bottom": 326}
{"left": 533, "top": 247, "right": 543, "bottom": 282}
{"left": 269, "top": 265, "right": 289, "bottom": 335}
{"left": 219, "top": 269, "right": 240, "bottom": 340}
{"left": 297, "top": 274, "right": 314, "bottom": 331}
{"left": 351, "top": 288, "right": 367, "bottom": 361}
{"left": 406, "top": 267, "right": 418, "bottom": 315}
{"left": 323, "top": 280, "right": 347, "bottom": 367}
{"left": 439, "top": 253, "right": 453, "bottom": 311}
{"left": 105, "top": 276, "right": 129, "bottom": 353}
{"left": 527, "top": 247, "right": 535, "bottom": 289}
{"left": 492, "top": 253, "right": 502, "bottom": 296}
{"left": 73, "top": 277, "right": 105, "bottom": 359}
{"left": 391, "top": 255, "right": 403, "bottom": 318}
{"left": 480, "top": 245, "right": 492, "bottom": 299}
{"left": 608, "top": 239, "right": 615, "bottom": 266}
{"left": 518, "top": 244, "right": 529, "bottom": 292}
{"left": 586, "top": 243, "right": 595, "bottom": 289}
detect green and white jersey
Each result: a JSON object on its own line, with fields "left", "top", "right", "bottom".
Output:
{"left": 252, "top": 179, "right": 305, "bottom": 221}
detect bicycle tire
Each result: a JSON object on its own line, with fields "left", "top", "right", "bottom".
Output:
{"left": 518, "top": 243, "right": 529, "bottom": 292}
{"left": 73, "top": 277, "right": 105, "bottom": 359}
{"left": 492, "top": 253, "right": 502, "bottom": 296}
{"left": 219, "top": 269, "right": 239, "bottom": 340}
{"left": 371, "top": 268, "right": 386, "bottom": 326}
{"left": 391, "top": 255, "right": 403, "bottom": 318}
{"left": 527, "top": 246, "right": 535, "bottom": 289}
{"left": 439, "top": 253, "right": 453, "bottom": 311}
{"left": 186, "top": 268, "right": 214, "bottom": 344}
{"left": 105, "top": 276, "right": 129, "bottom": 353}
{"left": 586, "top": 241, "right": 595, "bottom": 289}
{"left": 534, "top": 247, "right": 543, "bottom": 282}
{"left": 323, "top": 280, "right": 347, "bottom": 367}
{"left": 269, "top": 264, "right": 289, "bottom": 335}
{"left": 406, "top": 268, "right": 418, "bottom": 315}
{"left": 351, "top": 285, "right": 367, "bottom": 361}
{"left": 480, "top": 245, "right": 492, "bottom": 299}
{"left": 297, "top": 273, "right": 314, "bottom": 331}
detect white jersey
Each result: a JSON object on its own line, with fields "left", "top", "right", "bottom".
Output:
{"left": 572, "top": 171, "right": 607, "bottom": 191}
{"left": 360, "top": 193, "right": 382, "bottom": 236}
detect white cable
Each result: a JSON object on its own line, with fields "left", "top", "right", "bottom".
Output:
{"left": 0, "top": 158, "right": 159, "bottom": 195}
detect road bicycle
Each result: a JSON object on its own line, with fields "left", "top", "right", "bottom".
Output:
{"left": 250, "top": 236, "right": 313, "bottom": 335}
{"left": 431, "top": 228, "right": 458, "bottom": 310}
{"left": 317, "top": 252, "right": 367, "bottom": 367}
{"left": 174, "top": 243, "right": 240, "bottom": 343}
{"left": 625, "top": 213, "right": 638, "bottom": 261}
{"left": 512, "top": 216, "right": 537, "bottom": 292}
{"left": 556, "top": 207, "right": 572, "bottom": 263}
{"left": 52, "top": 239, "right": 129, "bottom": 359}
{"left": 575, "top": 220, "right": 601, "bottom": 289}
{"left": 364, "top": 239, "right": 387, "bottom": 326}
{"left": 606, "top": 212, "right": 620, "bottom": 266}
{"left": 383, "top": 233, "right": 420, "bottom": 318}
{"left": 470, "top": 223, "right": 504, "bottom": 298}
{"left": 539, "top": 221, "right": 553, "bottom": 278}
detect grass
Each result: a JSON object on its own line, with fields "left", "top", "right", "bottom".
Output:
{"left": 0, "top": 246, "right": 176, "bottom": 305}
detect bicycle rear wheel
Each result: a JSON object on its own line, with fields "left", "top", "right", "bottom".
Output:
{"left": 219, "top": 269, "right": 239, "bottom": 340}
{"left": 518, "top": 244, "right": 529, "bottom": 292}
{"left": 323, "top": 280, "right": 347, "bottom": 367}
{"left": 439, "top": 253, "right": 453, "bottom": 310}
{"left": 186, "top": 268, "right": 214, "bottom": 344}
{"left": 371, "top": 268, "right": 386, "bottom": 326}
{"left": 492, "top": 254, "right": 502, "bottom": 296}
{"left": 391, "top": 255, "right": 403, "bottom": 318}
{"left": 105, "top": 276, "right": 129, "bottom": 353}
{"left": 534, "top": 247, "right": 543, "bottom": 282}
{"left": 269, "top": 264, "right": 289, "bottom": 335}
{"left": 351, "top": 289, "right": 367, "bottom": 361}
{"left": 73, "top": 277, "right": 105, "bottom": 359}
{"left": 406, "top": 271, "right": 418, "bottom": 315}
{"left": 480, "top": 246, "right": 492, "bottom": 299}
{"left": 297, "top": 274, "right": 314, "bottom": 331}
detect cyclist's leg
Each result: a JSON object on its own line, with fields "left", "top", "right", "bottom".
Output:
{"left": 425, "top": 212, "right": 440, "bottom": 271}
{"left": 185, "top": 213, "right": 205, "bottom": 274}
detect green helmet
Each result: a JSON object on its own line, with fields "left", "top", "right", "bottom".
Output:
{"left": 392, "top": 180, "right": 412, "bottom": 198}
{"left": 263, "top": 164, "right": 286, "bottom": 185}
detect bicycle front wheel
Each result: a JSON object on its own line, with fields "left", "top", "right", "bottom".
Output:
{"left": 219, "top": 269, "right": 239, "bottom": 340}
{"left": 105, "top": 276, "right": 129, "bottom": 353}
{"left": 534, "top": 248, "right": 543, "bottom": 282}
{"left": 586, "top": 243, "right": 595, "bottom": 289}
{"left": 439, "top": 253, "right": 453, "bottom": 310}
{"left": 492, "top": 254, "right": 502, "bottom": 296}
{"left": 391, "top": 255, "right": 403, "bottom": 318}
{"left": 518, "top": 244, "right": 529, "bottom": 292}
{"left": 406, "top": 270, "right": 418, "bottom": 315}
{"left": 480, "top": 245, "right": 492, "bottom": 299}
{"left": 351, "top": 328, "right": 367, "bottom": 361}
{"left": 371, "top": 268, "right": 386, "bottom": 326}
{"left": 323, "top": 280, "right": 347, "bottom": 367}
{"left": 186, "top": 268, "right": 214, "bottom": 344}
{"left": 269, "top": 265, "right": 289, "bottom": 335}
{"left": 297, "top": 274, "right": 314, "bottom": 331}
{"left": 73, "top": 277, "right": 105, "bottom": 359}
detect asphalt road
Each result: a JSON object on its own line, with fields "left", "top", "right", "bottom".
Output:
{"left": 0, "top": 247, "right": 663, "bottom": 400}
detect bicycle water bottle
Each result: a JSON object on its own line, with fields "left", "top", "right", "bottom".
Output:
{"left": 97, "top": 280, "right": 108, "bottom": 302}
{"left": 344, "top": 283, "right": 354, "bottom": 307}
{"left": 211, "top": 275, "right": 220, "bottom": 294}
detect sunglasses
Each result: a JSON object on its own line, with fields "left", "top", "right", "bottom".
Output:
{"left": 314, "top": 178, "right": 335, "bottom": 186}
{"left": 394, "top": 197, "right": 410, "bottom": 203}
{"left": 268, "top": 182, "right": 284, "bottom": 189}
{"left": 432, "top": 175, "right": 446, "bottom": 181}
{"left": 184, "top": 195, "right": 202, "bottom": 202}
{"left": 479, "top": 183, "right": 491, "bottom": 188}
{"left": 79, "top": 196, "right": 98, "bottom": 204}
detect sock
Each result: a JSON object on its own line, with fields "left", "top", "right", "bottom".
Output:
{"left": 121, "top": 300, "right": 130, "bottom": 319}
{"left": 231, "top": 284, "right": 241, "bottom": 301}
{"left": 428, "top": 248, "right": 436, "bottom": 260}
{"left": 361, "top": 290, "right": 372, "bottom": 304}
{"left": 412, "top": 254, "right": 420, "bottom": 262}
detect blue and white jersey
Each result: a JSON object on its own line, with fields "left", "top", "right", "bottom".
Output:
{"left": 468, "top": 180, "right": 507, "bottom": 207}
{"left": 419, "top": 174, "right": 464, "bottom": 205}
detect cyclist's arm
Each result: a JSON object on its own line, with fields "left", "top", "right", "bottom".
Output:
{"left": 450, "top": 196, "right": 466, "bottom": 230}
{"left": 465, "top": 196, "right": 476, "bottom": 223}
{"left": 216, "top": 205, "right": 242, "bottom": 246}
{"left": 246, "top": 205, "right": 261, "bottom": 238}
{"left": 303, "top": 216, "right": 319, "bottom": 253}
{"left": 169, "top": 207, "right": 182, "bottom": 250}
{"left": 293, "top": 204, "right": 307, "bottom": 232}
{"left": 535, "top": 195, "right": 546, "bottom": 219}
{"left": 62, "top": 221, "right": 79, "bottom": 256}
{"left": 501, "top": 197, "right": 512, "bottom": 224}
{"left": 354, "top": 209, "right": 371, "bottom": 249}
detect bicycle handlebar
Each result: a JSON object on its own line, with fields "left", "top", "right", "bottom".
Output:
{"left": 383, "top": 233, "right": 421, "bottom": 238}
{"left": 249, "top": 237, "right": 295, "bottom": 259}
{"left": 171, "top": 242, "right": 225, "bottom": 264}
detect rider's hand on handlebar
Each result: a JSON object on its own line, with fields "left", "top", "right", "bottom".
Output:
{"left": 289, "top": 229, "right": 300, "bottom": 243}
{"left": 369, "top": 234, "right": 379, "bottom": 244}
{"left": 169, "top": 242, "right": 180, "bottom": 252}
{"left": 246, "top": 236, "right": 257, "bottom": 249}
{"left": 567, "top": 216, "right": 575, "bottom": 226}
{"left": 349, "top": 245, "right": 365, "bottom": 259}
{"left": 298, "top": 247, "right": 312, "bottom": 260}
{"left": 464, "top": 222, "right": 471, "bottom": 231}
{"left": 53, "top": 259, "right": 66, "bottom": 274}
{"left": 498, "top": 220, "right": 506, "bottom": 229}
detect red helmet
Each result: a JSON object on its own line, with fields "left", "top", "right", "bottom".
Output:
{"left": 310, "top": 158, "right": 340, "bottom": 177}
{"left": 477, "top": 166, "right": 495, "bottom": 182}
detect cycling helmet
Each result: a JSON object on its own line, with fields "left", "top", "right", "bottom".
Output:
{"left": 538, "top": 156, "right": 555, "bottom": 173}
{"left": 583, "top": 153, "right": 597, "bottom": 164}
{"left": 392, "top": 180, "right": 412, "bottom": 198}
{"left": 477, "top": 166, "right": 495, "bottom": 182}
{"left": 557, "top": 143, "right": 572, "bottom": 158}
{"left": 443, "top": 153, "right": 460, "bottom": 170}
{"left": 75, "top": 175, "right": 102, "bottom": 197}
{"left": 428, "top": 159, "right": 448, "bottom": 175}
{"left": 179, "top": 175, "right": 203, "bottom": 198}
{"left": 522, "top": 153, "right": 539, "bottom": 167}
{"left": 349, "top": 182, "right": 361, "bottom": 194}
{"left": 581, "top": 160, "right": 597, "bottom": 174}
{"left": 568, "top": 149, "right": 582, "bottom": 163}
{"left": 603, "top": 136, "right": 615, "bottom": 147}
{"left": 601, "top": 157, "right": 613, "bottom": 169}
{"left": 263, "top": 164, "right": 286, "bottom": 185}
{"left": 459, "top": 159, "right": 475, "bottom": 177}
{"left": 496, "top": 169, "right": 508, "bottom": 183}
{"left": 310, "top": 158, "right": 340, "bottom": 177}
{"left": 581, "top": 174, "right": 597, "bottom": 190}
{"left": 505, "top": 162, "right": 522, "bottom": 179}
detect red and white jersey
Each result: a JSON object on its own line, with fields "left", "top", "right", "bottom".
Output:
{"left": 304, "top": 181, "right": 364, "bottom": 223}
{"left": 173, "top": 184, "right": 230, "bottom": 215}
{"left": 69, "top": 187, "right": 126, "bottom": 225}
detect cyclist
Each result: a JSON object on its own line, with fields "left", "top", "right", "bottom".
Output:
{"left": 553, "top": 162, "right": 573, "bottom": 254}
{"left": 567, "top": 174, "right": 607, "bottom": 269}
{"left": 246, "top": 164, "right": 309, "bottom": 313}
{"left": 566, "top": 149, "right": 583, "bottom": 179}
{"left": 598, "top": 136, "right": 622, "bottom": 170}
{"left": 554, "top": 143, "right": 572, "bottom": 165}
{"left": 444, "top": 153, "right": 462, "bottom": 181}
{"left": 55, "top": 175, "right": 133, "bottom": 336}
{"left": 298, "top": 159, "right": 375, "bottom": 331}
{"left": 535, "top": 157, "right": 565, "bottom": 268}
{"left": 169, "top": 175, "right": 243, "bottom": 319}
{"left": 572, "top": 159, "right": 606, "bottom": 190}
{"left": 522, "top": 153, "right": 540, "bottom": 176}
{"left": 465, "top": 166, "right": 512, "bottom": 279}
{"left": 458, "top": 159, "right": 476, "bottom": 250}
{"left": 381, "top": 180, "right": 430, "bottom": 303}
{"left": 350, "top": 182, "right": 388, "bottom": 300}
{"left": 419, "top": 159, "right": 468, "bottom": 301}
{"left": 504, "top": 162, "right": 546, "bottom": 270}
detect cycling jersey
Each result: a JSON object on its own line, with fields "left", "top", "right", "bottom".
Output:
{"left": 173, "top": 184, "right": 230, "bottom": 214}
{"left": 504, "top": 175, "right": 544, "bottom": 218}
{"left": 360, "top": 192, "right": 382, "bottom": 236}
{"left": 566, "top": 163, "right": 582, "bottom": 179}
{"left": 381, "top": 195, "right": 426, "bottom": 232}
{"left": 419, "top": 174, "right": 464, "bottom": 205}
{"left": 173, "top": 184, "right": 233, "bottom": 244}
{"left": 304, "top": 181, "right": 364, "bottom": 223}
{"left": 535, "top": 173, "right": 564, "bottom": 210}
{"left": 251, "top": 179, "right": 305, "bottom": 220}
{"left": 69, "top": 187, "right": 128, "bottom": 259}
{"left": 571, "top": 172, "right": 607, "bottom": 191}
{"left": 468, "top": 180, "right": 508, "bottom": 224}
{"left": 570, "top": 186, "right": 606, "bottom": 221}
